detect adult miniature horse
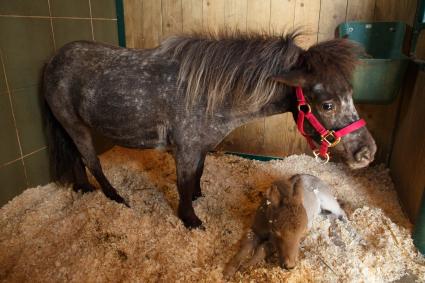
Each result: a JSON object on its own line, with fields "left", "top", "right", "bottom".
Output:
{"left": 43, "top": 31, "right": 376, "bottom": 228}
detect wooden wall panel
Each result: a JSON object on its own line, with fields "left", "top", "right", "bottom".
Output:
{"left": 238, "top": 0, "right": 271, "bottom": 154}
{"left": 264, "top": 0, "right": 308, "bottom": 157}
{"left": 224, "top": 0, "right": 247, "bottom": 31}
{"left": 270, "top": 0, "right": 296, "bottom": 33}
{"left": 293, "top": 0, "right": 321, "bottom": 48}
{"left": 123, "top": 0, "right": 144, "bottom": 48}
{"left": 141, "top": 0, "right": 162, "bottom": 48}
{"left": 346, "top": 0, "right": 375, "bottom": 21}
{"left": 318, "top": 0, "right": 347, "bottom": 41}
{"left": 202, "top": 0, "right": 225, "bottom": 32}
{"left": 390, "top": 70, "right": 425, "bottom": 222}
{"left": 123, "top": 0, "right": 418, "bottom": 164}
{"left": 162, "top": 0, "right": 183, "bottom": 38}
{"left": 182, "top": 0, "right": 203, "bottom": 33}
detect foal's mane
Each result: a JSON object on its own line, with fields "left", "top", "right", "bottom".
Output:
{"left": 158, "top": 30, "right": 359, "bottom": 113}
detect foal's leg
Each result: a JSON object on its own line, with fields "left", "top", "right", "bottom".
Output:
{"left": 65, "top": 122, "right": 128, "bottom": 206}
{"left": 174, "top": 149, "right": 206, "bottom": 228}
{"left": 240, "top": 241, "right": 269, "bottom": 271}
{"left": 192, "top": 152, "right": 206, "bottom": 200}
{"left": 223, "top": 231, "right": 260, "bottom": 279}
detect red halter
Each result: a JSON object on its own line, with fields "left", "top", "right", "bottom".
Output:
{"left": 295, "top": 86, "right": 366, "bottom": 163}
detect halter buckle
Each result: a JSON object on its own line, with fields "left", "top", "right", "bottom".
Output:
{"left": 313, "top": 149, "right": 330, "bottom": 164}
{"left": 297, "top": 103, "right": 311, "bottom": 114}
{"left": 321, "top": 131, "right": 341, "bottom": 147}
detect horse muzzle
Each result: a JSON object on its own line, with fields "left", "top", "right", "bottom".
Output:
{"left": 346, "top": 133, "right": 377, "bottom": 169}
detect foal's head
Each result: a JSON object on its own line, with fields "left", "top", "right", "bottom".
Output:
{"left": 273, "top": 39, "right": 377, "bottom": 169}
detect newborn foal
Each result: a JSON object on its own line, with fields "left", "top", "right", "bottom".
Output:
{"left": 224, "top": 174, "right": 346, "bottom": 279}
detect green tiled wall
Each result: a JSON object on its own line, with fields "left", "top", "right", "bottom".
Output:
{"left": 0, "top": 0, "right": 119, "bottom": 206}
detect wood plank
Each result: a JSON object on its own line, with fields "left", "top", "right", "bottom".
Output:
{"left": 239, "top": 0, "right": 271, "bottom": 154}
{"left": 317, "top": 0, "right": 347, "bottom": 42}
{"left": 390, "top": 71, "right": 425, "bottom": 222}
{"left": 220, "top": 0, "right": 248, "bottom": 151}
{"left": 374, "top": 0, "right": 417, "bottom": 25}
{"left": 293, "top": 0, "right": 321, "bottom": 48}
{"left": 346, "top": 0, "right": 376, "bottom": 21}
{"left": 224, "top": 0, "right": 248, "bottom": 31}
{"left": 182, "top": 0, "right": 203, "bottom": 33}
{"left": 270, "top": 0, "right": 296, "bottom": 34}
{"left": 141, "top": 0, "right": 162, "bottom": 48}
{"left": 162, "top": 0, "right": 183, "bottom": 38}
{"left": 202, "top": 0, "right": 225, "bottom": 32}
{"left": 246, "top": 0, "right": 271, "bottom": 32}
{"left": 264, "top": 0, "right": 308, "bottom": 157}
{"left": 123, "top": 0, "right": 144, "bottom": 48}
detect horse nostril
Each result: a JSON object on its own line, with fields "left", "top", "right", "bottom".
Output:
{"left": 355, "top": 146, "right": 371, "bottom": 162}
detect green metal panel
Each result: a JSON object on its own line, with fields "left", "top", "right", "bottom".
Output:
{"left": 115, "top": 0, "right": 126, "bottom": 47}
{"left": 225, "top": 151, "right": 283, "bottom": 161}
{"left": 338, "top": 22, "right": 408, "bottom": 104}
{"left": 339, "top": 22, "right": 406, "bottom": 58}
{"left": 352, "top": 58, "right": 409, "bottom": 103}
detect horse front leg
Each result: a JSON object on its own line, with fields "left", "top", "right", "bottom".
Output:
{"left": 192, "top": 152, "right": 206, "bottom": 200}
{"left": 174, "top": 149, "right": 206, "bottom": 229}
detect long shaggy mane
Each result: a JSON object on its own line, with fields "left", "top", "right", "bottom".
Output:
{"left": 300, "top": 39, "right": 362, "bottom": 87}
{"left": 157, "top": 30, "right": 360, "bottom": 113}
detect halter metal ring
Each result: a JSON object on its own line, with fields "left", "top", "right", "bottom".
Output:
{"left": 321, "top": 130, "right": 341, "bottom": 147}
{"left": 313, "top": 149, "right": 330, "bottom": 164}
{"left": 297, "top": 103, "right": 311, "bottom": 114}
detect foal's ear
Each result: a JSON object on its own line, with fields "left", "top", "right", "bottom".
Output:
{"left": 266, "top": 184, "right": 282, "bottom": 207}
{"left": 270, "top": 70, "right": 308, "bottom": 87}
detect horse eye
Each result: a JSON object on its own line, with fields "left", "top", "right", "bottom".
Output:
{"left": 322, "top": 103, "right": 334, "bottom": 111}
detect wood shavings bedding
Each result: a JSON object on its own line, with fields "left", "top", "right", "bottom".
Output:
{"left": 0, "top": 147, "right": 424, "bottom": 282}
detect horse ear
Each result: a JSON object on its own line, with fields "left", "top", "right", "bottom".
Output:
{"left": 266, "top": 184, "right": 282, "bottom": 207}
{"left": 270, "top": 70, "right": 307, "bottom": 87}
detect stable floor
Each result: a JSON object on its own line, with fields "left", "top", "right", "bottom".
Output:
{"left": 0, "top": 147, "right": 424, "bottom": 282}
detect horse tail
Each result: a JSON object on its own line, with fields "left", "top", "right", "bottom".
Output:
{"left": 44, "top": 101, "right": 80, "bottom": 185}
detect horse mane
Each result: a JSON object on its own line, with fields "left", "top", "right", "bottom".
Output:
{"left": 299, "top": 39, "right": 362, "bottom": 88}
{"left": 157, "top": 30, "right": 360, "bottom": 113}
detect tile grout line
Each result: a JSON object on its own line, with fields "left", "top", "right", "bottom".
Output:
{"left": 0, "top": 147, "right": 48, "bottom": 169}
{"left": 88, "top": 0, "right": 95, "bottom": 40}
{"left": 0, "top": 15, "right": 117, "bottom": 21}
{"left": 47, "top": 0, "right": 57, "bottom": 51}
{"left": 0, "top": 50, "right": 29, "bottom": 185}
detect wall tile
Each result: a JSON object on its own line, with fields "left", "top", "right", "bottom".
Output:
{"left": 50, "top": 0, "right": 90, "bottom": 18}
{"left": 0, "top": 18, "right": 54, "bottom": 90}
{"left": 11, "top": 87, "right": 47, "bottom": 155}
{"left": 53, "top": 18, "right": 92, "bottom": 48}
{"left": 24, "top": 148, "right": 50, "bottom": 187}
{"left": 0, "top": 0, "right": 49, "bottom": 16}
{"left": 0, "top": 95, "right": 21, "bottom": 164}
{"left": 0, "top": 161, "right": 27, "bottom": 206}
{"left": 91, "top": 0, "right": 116, "bottom": 19}
{"left": 93, "top": 20, "right": 118, "bottom": 45}
{"left": 0, "top": 52, "right": 7, "bottom": 94}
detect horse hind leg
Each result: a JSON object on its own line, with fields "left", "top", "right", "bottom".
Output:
{"left": 63, "top": 120, "right": 128, "bottom": 206}
{"left": 72, "top": 157, "right": 96, "bottom": 193}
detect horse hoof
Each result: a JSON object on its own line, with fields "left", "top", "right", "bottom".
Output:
{"left": 182, "top": 215, "right": 204, "bottom": 230}
{"left": 73, "top": 183, "right": 96, "bottom": 193}
{"left": 192, "top": 191, "right": 203, "bottom": 201}
{"left": 108, "top": 193, "right": 130, "bottom": 208}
